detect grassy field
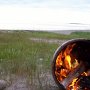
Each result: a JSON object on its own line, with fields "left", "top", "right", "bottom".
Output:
{"left": 0, "top": 30, "right": 90, "bottom": 89}
{"left": 0, "top": 31, "right": 90, "bottom": 74}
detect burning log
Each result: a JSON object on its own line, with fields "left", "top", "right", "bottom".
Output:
{"left": 61, "top": 62, "right": 85, "bottom": 89}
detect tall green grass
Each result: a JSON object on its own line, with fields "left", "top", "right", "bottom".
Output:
{"left": 0, "top": 31, "right": 59, "bottom": 78}
{"left": 0, "top": 30, "right": 90, "bottom": 85}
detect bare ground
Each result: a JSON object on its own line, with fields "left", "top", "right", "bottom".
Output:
{"left": 30, "top": 38, "right": 67, "bottom": 44}
{"left": 4, "top": 73, "right": 59, "bottom": 90}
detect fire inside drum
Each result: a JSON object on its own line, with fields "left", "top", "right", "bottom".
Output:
{"left": 52, "top": 39, "right": 90, "bottom": 90}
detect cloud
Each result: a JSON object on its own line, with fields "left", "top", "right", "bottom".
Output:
{"left": 0, "top": 5, "right": 90, "bottom": 30}
{"left": 0, "top": 0, "right": 90, "bottom": 30}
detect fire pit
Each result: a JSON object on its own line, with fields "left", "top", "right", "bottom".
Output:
{"left": 52, "top": 39, "right": 90, "bottom": 90}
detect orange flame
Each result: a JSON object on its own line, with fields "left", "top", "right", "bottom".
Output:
{"left": 65, "top": 55, "right": 71, "bottom": 70}
{"left": 69, "top": 78, "right": 78, "bottom": 90}
{"left": 55, "top": 43, "right": 89, "bottom": 90}
{"left": 55, "top": 44, "right": 78, "bottom": 82}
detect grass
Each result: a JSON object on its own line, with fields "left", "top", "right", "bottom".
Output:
{"left": 0, "top": 31, "right": 90, "bottom": 74}
{"left": 0, "top": 31, "right": 59, "bottom": 77}
{"left": 22, "top": 30, "right": 90, "bottom": 39}
{"left": 0, "top": 30, "right": 90, "bottom": 88}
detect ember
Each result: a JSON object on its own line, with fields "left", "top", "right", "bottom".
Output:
{"left": 52, "top": 39, "right": 90, "bottom": 90}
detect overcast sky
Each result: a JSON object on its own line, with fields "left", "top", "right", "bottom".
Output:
{"left": 0, "top": 0, "right": 90, "bottom": 30}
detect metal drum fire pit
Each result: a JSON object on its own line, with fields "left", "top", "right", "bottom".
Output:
{"left": 52, "top": 39, "right": 90, "bottom": 90}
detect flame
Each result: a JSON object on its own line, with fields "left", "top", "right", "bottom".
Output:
{"left": 68, "top": 71, "right": 88, "bottom": 90}
{"left": 81, "top": 72, "right": 88, "bottom": 76}
{"left": 69, "top": 78, "right": 78, "bottom": 90}
{"left": 72, "top": 59, "right": 79, "bottom": 68}
{"left": 65, "top": 55, "right": 71, "bottom": 70}
{"left": 55, "top": 44, "right": 78, "bottom": 82}
{"left": 56, "top": 53, "right": 63, "bottom": 67}
{"left": 55, "top": 43, "right": 89, "bottom": 90}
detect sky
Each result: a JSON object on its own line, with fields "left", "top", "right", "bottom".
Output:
{"left": 0, "top": 0, "right": 90, "bottom": 30}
